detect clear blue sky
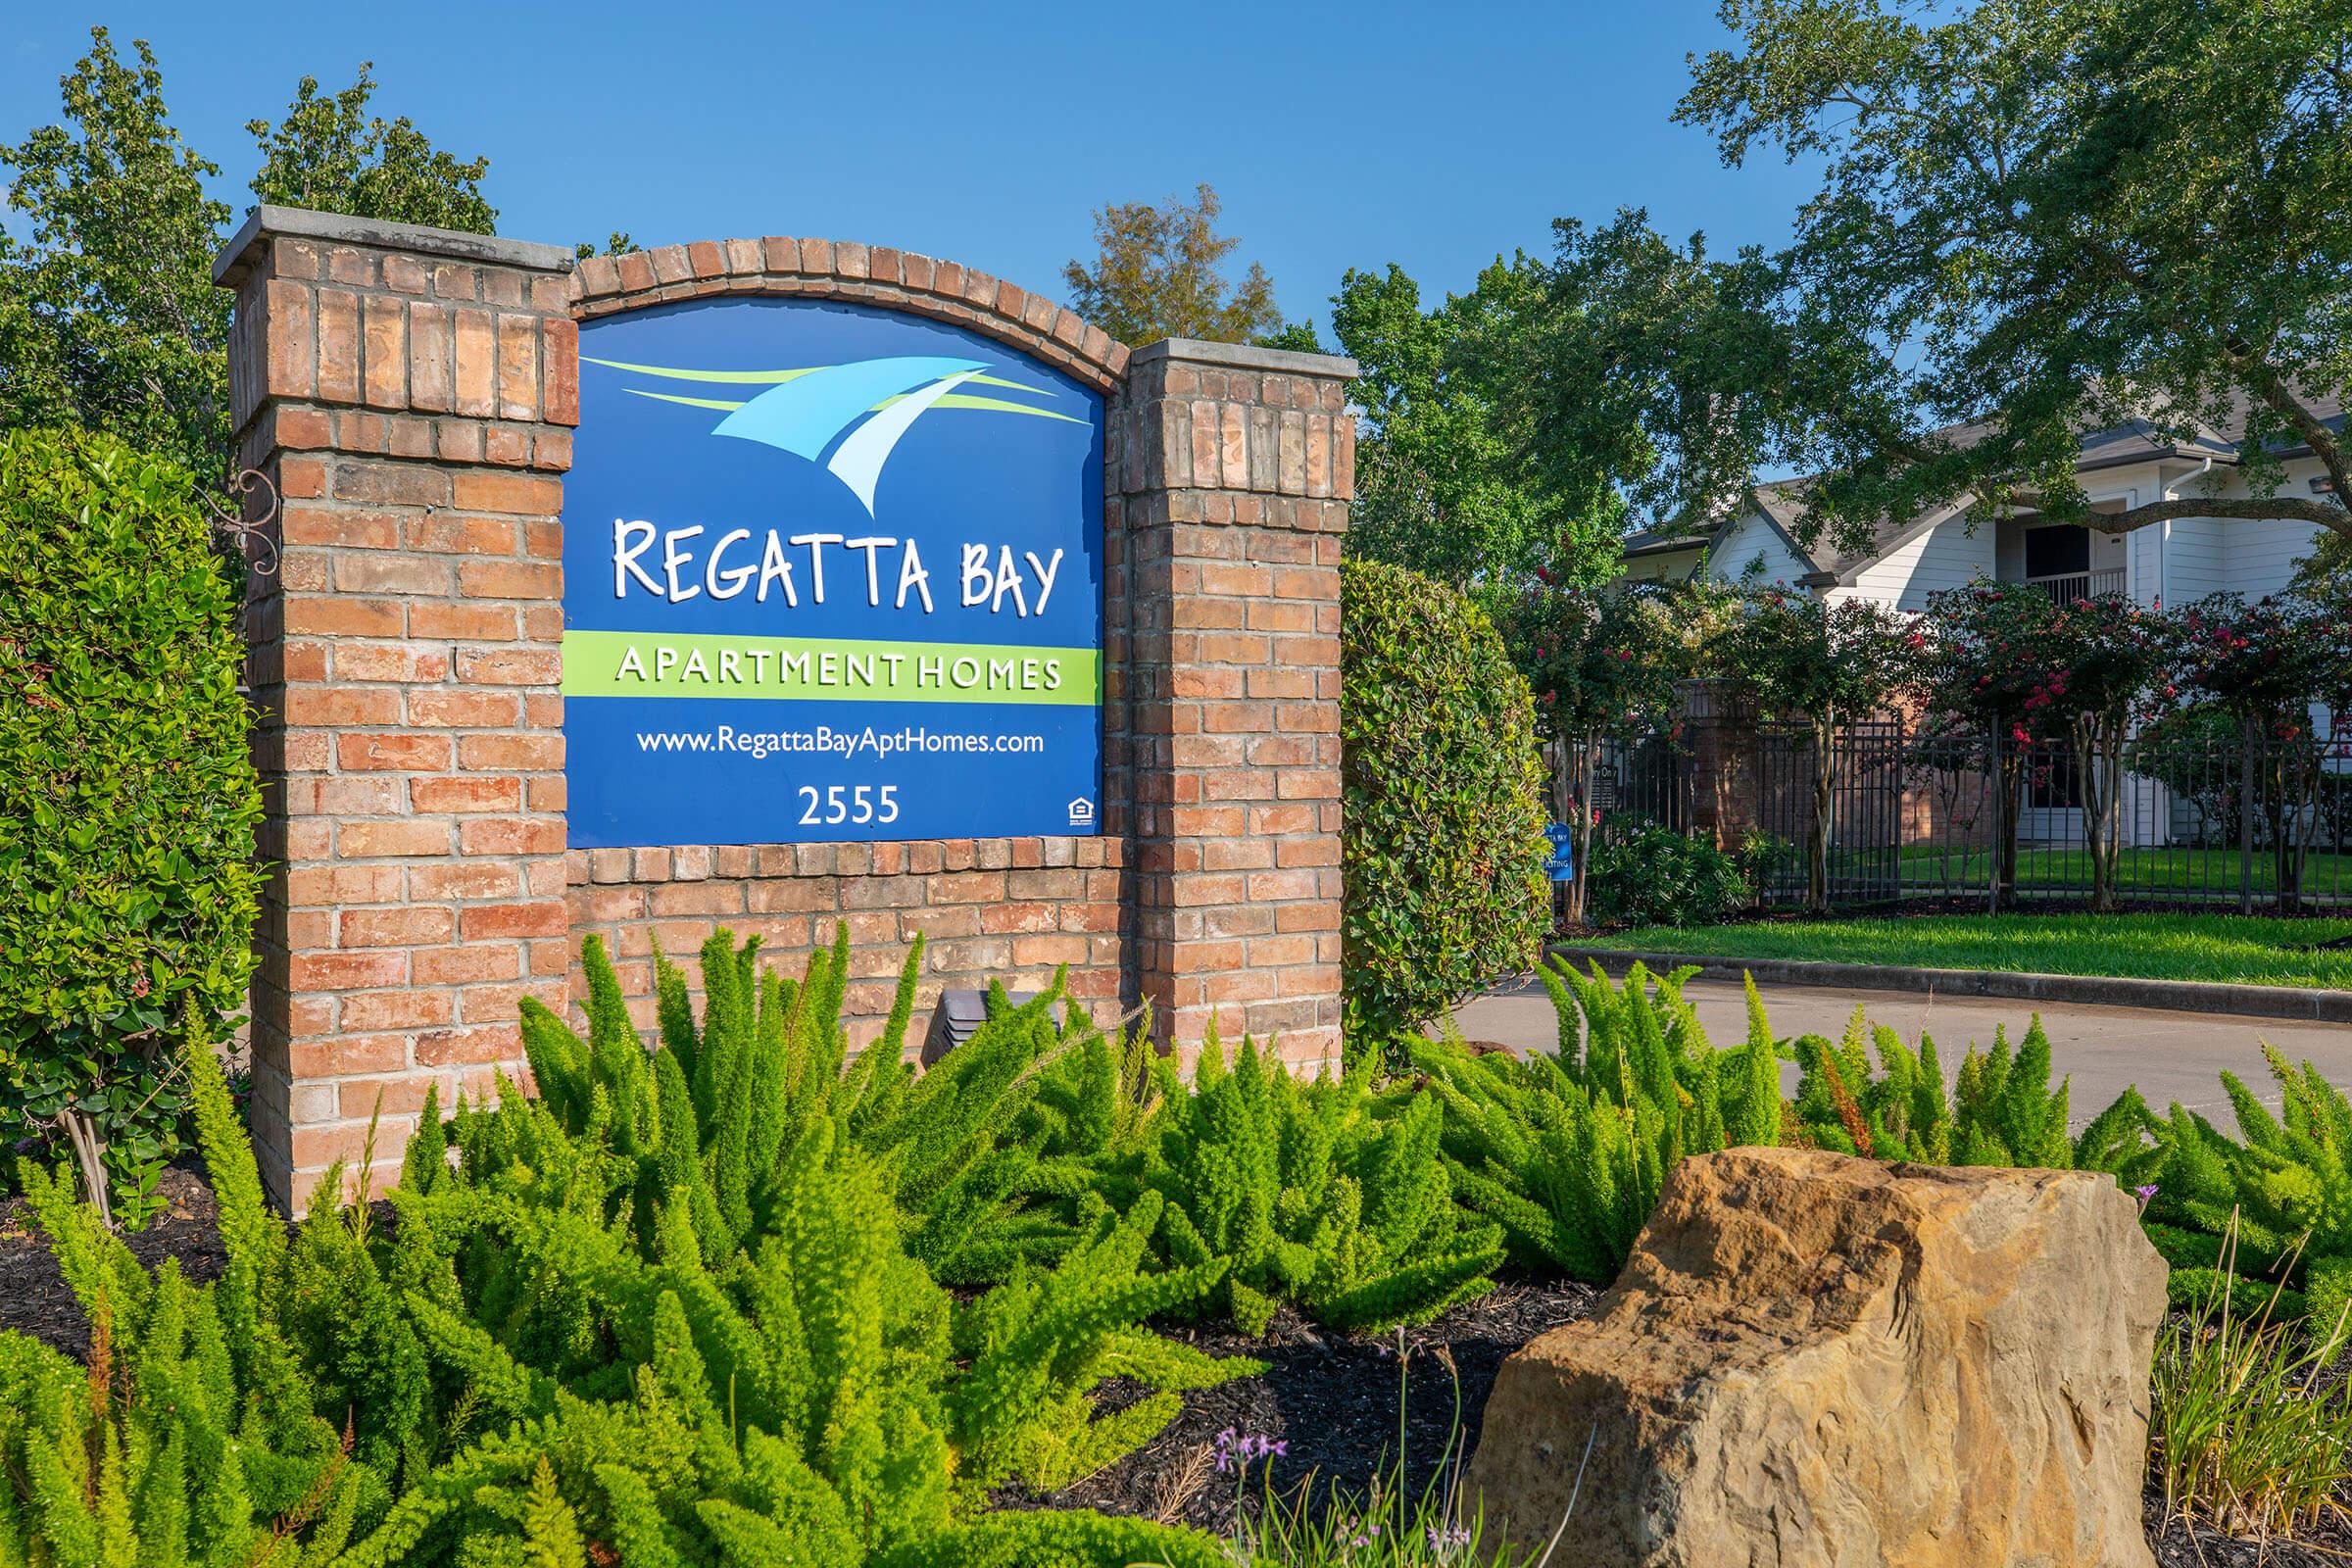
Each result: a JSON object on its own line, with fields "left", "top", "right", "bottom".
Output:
{"left": 3, "top": 2, "right": 1818, "bottom": 333}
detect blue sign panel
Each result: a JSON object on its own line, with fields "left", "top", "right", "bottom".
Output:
{"left": 564, "top": 298, "right": 1105, "bottom": 847}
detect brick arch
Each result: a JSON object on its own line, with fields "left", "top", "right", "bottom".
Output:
{"left": 567, "top": 237, "right": 1130, "bottom": 392}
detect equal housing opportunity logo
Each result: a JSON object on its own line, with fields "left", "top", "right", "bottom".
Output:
{"left": 581, "top": 353, "right": 1088, "bottom": 515}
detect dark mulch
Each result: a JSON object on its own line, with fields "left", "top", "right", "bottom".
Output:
{"left": 995, "top": 1278, "right": 1604, "bottom": 1534}
{"left": 0, "top": 1160, "right": 225, "bottom": 1359}
{"left": 2146, "top": 1496, "right": 2352, "bottom": 1567}
{"left": 14, "top": 1168, "right": 2352, "bottom": 1563}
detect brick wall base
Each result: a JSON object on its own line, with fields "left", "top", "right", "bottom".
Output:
{"left": 566, "top": 837, "right": 1126, "bottom": 1045}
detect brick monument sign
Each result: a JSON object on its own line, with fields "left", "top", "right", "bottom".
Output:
{"left": 214, "top": 207, "right": 1355, "bottom": 1208}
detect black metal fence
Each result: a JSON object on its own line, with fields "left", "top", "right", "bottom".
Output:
{"left": 1569, "top": 708, "right": 2352, "bottom": 912}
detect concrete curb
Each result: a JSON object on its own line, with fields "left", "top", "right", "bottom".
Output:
{"left": 1545, "top": 945, "right": 2352, "bottom": 1025}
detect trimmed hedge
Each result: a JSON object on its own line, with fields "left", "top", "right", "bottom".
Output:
{"left": 1339, "top": 558, "right": 1549, "bottom": 1043}
{"left": 0, "top": 427, "right": 261, "bottom": 1221}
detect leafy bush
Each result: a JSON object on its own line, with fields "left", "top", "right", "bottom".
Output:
{"left": 0, "top": 426, "right": 262, "bottom": 1224}
{"left": 505, "top": 927, "right": 1150, "bottom": 1284}
{"left": 3, "top": 1014, "right": 434, "bottom": 1559}
{"left": 2135, "top": 1044, "right": 2352, "bottom": 1325}
{"left": 1411, "top": 961, "right": 1781, "bottom": 1283}
{"left": 1341, "top": 558, "right": 1550, "bottom": 1040}
{"left": 1582, "top": 823, "right": 1753, "bottom": 928}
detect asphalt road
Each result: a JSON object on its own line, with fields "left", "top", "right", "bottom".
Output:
{"left": 1450, "top": 977, "right": 2352, "bottom": 1128}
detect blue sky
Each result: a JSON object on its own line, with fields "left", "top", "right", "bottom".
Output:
{"left": 3, "top": 2, "right": 1818, "bottom": 334}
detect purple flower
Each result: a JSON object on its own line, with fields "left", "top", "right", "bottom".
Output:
{"left": 2134, "top": 1183, "right": 2158, "bottom": 1206}
{"left": 1212, "top": 1427, "right": 1285, "bottom": 1474}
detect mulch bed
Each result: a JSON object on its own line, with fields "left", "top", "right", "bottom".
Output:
{"left": 994, "top": 1278, "right": 1603, "bottom": 1534}
{"left": 0, "top": 1161, "right": 224, "bottom": 1360}
{"left": 12, "top": 1167, "right": 2352, "bottom": 1562}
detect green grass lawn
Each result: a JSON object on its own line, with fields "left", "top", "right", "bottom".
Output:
{"left": 1886, "top": 844, "right": 2352, "bottom": 896}
{"left": 1572, "top": 912, "right": 2352, "bottom": 989}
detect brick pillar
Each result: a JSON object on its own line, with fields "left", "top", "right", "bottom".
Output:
{"left": 1110, "top": 339, "right": 1355, "bottom": 1070}
{"left": 216, "top": 208, "right": 579, "bottom": 1209}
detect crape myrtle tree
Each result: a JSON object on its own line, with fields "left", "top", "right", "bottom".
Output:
{"left": 1725, "top": 588, "right": 1919, "bottom": 913}
{"left": 1918, "top": 580, "right": 2064, "bottom": 906}
{"left": 2034, "top": 595, "right": 2179, "bottom": 912}
{"left": 2172, "top": 593, "right": 2352, "bottom": 906}
{"left": 1493, "top": 579, "right": 1697, "bottom": 924}
{"left": 0, "top": 28, "right": 499, "bottom": 486}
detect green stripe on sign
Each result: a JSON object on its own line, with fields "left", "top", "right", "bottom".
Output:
{"left": 562, "top": 630, "right": 1102, "bottom": 706}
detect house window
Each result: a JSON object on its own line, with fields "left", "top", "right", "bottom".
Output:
{"left": 2026, "top": 749, "right": 2082, "bottom": 809}
{"left": 2024, "top": 524, "right": 2090, "bottom": 580}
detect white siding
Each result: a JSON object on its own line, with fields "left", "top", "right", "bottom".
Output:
{"left": 2154, "top": 514, "right": 2317, "bottom": 606}
{"left": 2159, "top": 516, "right": 2235, "bottom": 607}
{"left": 1842, "top": 516, "right": 1994, "bottom": 612}
{"left": 2223, "top": 516, "right": 2323, "bottom": 602}
{"left": 1705, "top": 512, "right": 1811, "bottom": 589}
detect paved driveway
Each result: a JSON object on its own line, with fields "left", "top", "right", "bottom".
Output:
{"left": 1451, "top": 977, "right": 2352, "bottom": 1128}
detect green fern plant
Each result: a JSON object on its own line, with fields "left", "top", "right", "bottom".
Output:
{"left": 1411, "top": 960, "right": 1778, "bottom": 1284}
{"left": 1109, "top": 1027, "right": 1503, "bottom": 1334}
{"left": 502, "top": 928, "right": 1148, "bottom": 1284}
{"left": 2132, "top": 1044, "right": 2352, "bottom": 1323}
{"left": 0, "top": 1009, "right": 407, "bottom": 1562}
{"left": 1787, "top": 1004, "right": 2155, "bottom": 1178}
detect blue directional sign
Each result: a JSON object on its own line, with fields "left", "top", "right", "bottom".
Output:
{"left": 563, "top": 297, "right": 1105, "bottom": 847}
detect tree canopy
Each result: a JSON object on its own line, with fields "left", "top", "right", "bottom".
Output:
{"left": 247, "top": 65, "right": 497, "bottom": 234}
{"left": 0, "top": 30, "right": 231, "bottom": 482}
{"left": 0, "top": 29, "right": 499, "bottom": 484}
{"left": 1656, "top": 0, "right": 2352, "bottom": 551}
{"left": 1330, "top": 256, "right": 1623, "bottom": 591}
{"left": 1060, "top": 183, "right": 1286, "bottom": 347}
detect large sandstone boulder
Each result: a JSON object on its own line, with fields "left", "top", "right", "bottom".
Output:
{"left": 1465, "top": 1148, "right": 2166, "bottom": 1568}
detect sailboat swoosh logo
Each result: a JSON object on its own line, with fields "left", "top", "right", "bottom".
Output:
{"left": 581, "top": 352, "right": 1087, "bottom": 516}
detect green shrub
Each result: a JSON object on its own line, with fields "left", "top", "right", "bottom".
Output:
{"left": 1111, "top": 1029, "right": 1504, "bottom": 1334}
{"left": 1412, "top": 961, "right": 1781, "bottom": 1283}
{"left": 2134, "top": 1044, "right": 2352, "bottom": 1325}
{"left": 0, "top": 955, "right": 1243, "bottom": 1567}
{"left": 499, "top": 927, "right": 1148, "bottom": 1283}
{"left": 1787, "top": 1007, "right": 2146, "bottom": 1170}
{"left": 0, "top": 426, "right": 262, "bottom": 1224}
{"left": 1341, "top": 558, "right": 1550, "bottom": 1042}
{"left": 1583, "top": 823, "right": 1752, "bottom": 928}
{"left": 4, "top": 1013, "right": 424, "bottom": 1559}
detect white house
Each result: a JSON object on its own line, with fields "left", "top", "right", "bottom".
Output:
{"left": 1618, "top": 399, "right": 2345, "bottom": 612}
{"left": 1616, "top": 400, "right": 2346, "bottom": 851}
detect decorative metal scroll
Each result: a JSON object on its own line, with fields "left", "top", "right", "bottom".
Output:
{"left": 202, "top": 467, "right": 282, "bottom": 577}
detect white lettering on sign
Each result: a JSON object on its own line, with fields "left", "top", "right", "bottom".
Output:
{"left": 612, "top": 523, "right": 1071, "bottom": 620}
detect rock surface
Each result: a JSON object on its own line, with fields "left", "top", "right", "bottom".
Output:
{"left": 1464, "top": 1147, "right": 2167, "bottom": 1567}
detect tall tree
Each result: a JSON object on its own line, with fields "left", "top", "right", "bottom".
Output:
{"left": 0, "top": 32, "right": 502, "bottom": 485}
{"left": 1061, "top": 183, "right": 1283, "bottom": 346}
{"left": 248, "top": 65, "right": 497, "bottom": 234}
{"left": 1665, "top": 0, "right": 2352, "bottom": 552}
{"left": 1333, "top": 256, "right": 1621, "bottom": 590}
{"left": 0, "top": 28, "right": 232, "bottom": 482}
{"left": 1509, "top": 211, "right": 1807, "bottom": 544}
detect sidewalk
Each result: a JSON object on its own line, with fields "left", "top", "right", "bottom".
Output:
{"left": 1450, "top": 976, "right": 2352, "bottom": 1127}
